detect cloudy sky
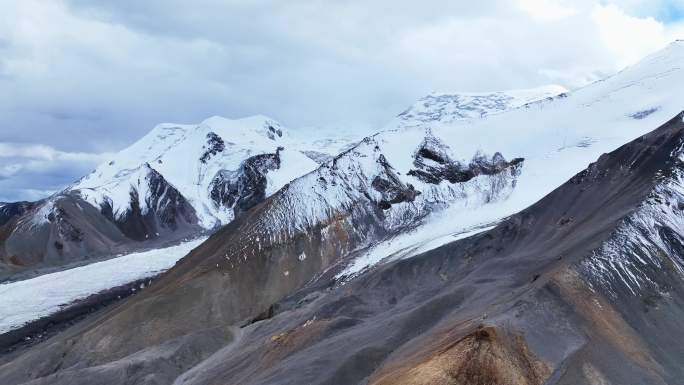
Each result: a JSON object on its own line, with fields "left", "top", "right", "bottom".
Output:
{"left": 1, "top": 0, "right": 683, "bottom": 202}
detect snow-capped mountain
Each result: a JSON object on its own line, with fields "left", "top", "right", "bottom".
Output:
{"left": 71, "top": 115, "right": 322, "bottom": 229}
{"left": 0, "top": 116, "right": 358, "bottom": 277}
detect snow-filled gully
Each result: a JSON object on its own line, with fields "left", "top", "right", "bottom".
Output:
{"left": 0, "top": 238, "right": 206, "bottom": 335}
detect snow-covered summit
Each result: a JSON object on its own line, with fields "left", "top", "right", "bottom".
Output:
{"left": 395, "top": 84, "right": 567, "bottom": 127}
{"left": 0, "top": 115, "right": 368, "bottom": 276}
{"left": 71, "top": 115, "right": 326, "bottom": 229}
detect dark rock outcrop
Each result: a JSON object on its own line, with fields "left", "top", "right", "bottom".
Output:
{"left": 0, "top": 166, "right": 201, "bottom": 279}
{"left": 210, "top": 148, "right": 283, "bottom": 216}
{"left": 408, "top": 135, "right": 523, "bottom": 184}
{"left": 0, "top": 195, "right": 128, "bottom": 279}
{"left": 100, "top": 165, "right": 199, "bottom": 241}
{"left": 266, "top": 125, "right": 283, "bottom": 140}
{"left": 0, "top": 202, "right": 34, "bottom": 227}
{"left": 372, "top": 155, "right": 420, "bottom": 210}
{"left": 199, "top": 132, "right": 226, "bottom": 164}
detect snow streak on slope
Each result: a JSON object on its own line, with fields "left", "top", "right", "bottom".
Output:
{"left": 338, "top": 217, "right": 496, "bottom": 280}
{"left": 581, "top": 143, "right": 684, "bottom": 298}
{"left": 0, "top": 237, "right": 206, "bottom": 334}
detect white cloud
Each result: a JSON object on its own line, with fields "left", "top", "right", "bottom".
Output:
{"left": 592, "top": 3, "right": 683, "bottom": 67}
{"left": 517, "top": 0, "right": 578, "bottom": 20}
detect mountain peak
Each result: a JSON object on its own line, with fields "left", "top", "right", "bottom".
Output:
{"left": 68, "top": 113, "right": 321, "bottom": 230}
{"left": 201, "top": 115, "right": 284, "bottom": 136}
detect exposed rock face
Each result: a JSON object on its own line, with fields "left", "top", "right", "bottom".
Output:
{"left": 408, "top": 135, "right": 524, "bottom": 184}
{"left": 0, "top": 195, "right": 128, "bottom": 278}
{"left": 0, "top": 166, "right": 201, "bottom": 278}
{"left": 1, "top": 114, "right": 682, "bottom": 385}
{"left": 372, "top": 155, "right": 420, "bottom": 210}
{"left": 210, "top": 148, "right": 283, "bottom": 216}
{"left": 370, "top": 327, "right": 551, "bottom": 385}
{"left": 0, "top": 202, "right": 34, "bottom": 227}
{"left": 199, "top": 132, "right": 226, "bottom": 164}
{"left": 266, "top": 124, "right": 283, "bottom": 140}
{"left": 99, "top": 164, "right": 200, "bottom": 241}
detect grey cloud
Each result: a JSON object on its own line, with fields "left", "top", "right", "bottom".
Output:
{"left": 0, "top": 143, "right": 109, "bottom": 201}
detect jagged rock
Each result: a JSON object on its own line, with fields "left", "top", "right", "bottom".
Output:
{"left": 97, "top": 164, "right": 199, "bottom": 241}
{"left": 372, "top": 155, "right": 420, "bottom": 210}
{"left": 210, "top": 148, "right": 283, "bottom": 216}
{"left": 408, "top": 136, "right": 524, "bottom": 184}
{"left": 266, "top": 125, "right": 283, "bottom": 140}
{"left": 199, "top": 132, "right": 226, "bottom": 163}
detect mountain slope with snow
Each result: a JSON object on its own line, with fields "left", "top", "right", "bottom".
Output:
{"left": 0, "top": 116, "right": 367, "bottom": 278}
{"left": 244, "top": 41, "right": 684, "bottom": 278}
{"left": 358, "top": 42, "right": 684, "bottom": 272}
{"left": 166, "top": 114, "right": 684, "bottom": 385}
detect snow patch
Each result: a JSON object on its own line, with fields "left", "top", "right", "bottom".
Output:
{"left": 336, "top": 201, "right": 502, "bottom": 280}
